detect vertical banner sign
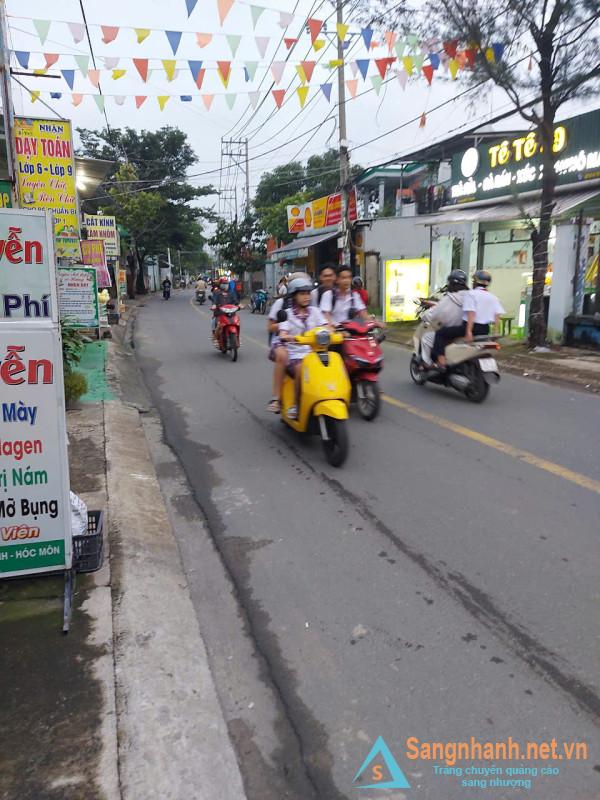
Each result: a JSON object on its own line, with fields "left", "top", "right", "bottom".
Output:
{"left": 385, "top": 258, "right": 430, "bottom": 322}
{"left": 81, "top": 239, "right": 112, "bottom": 288}
{"left": 58, "top": 266, "right": 99, "bottom": 328}
{"left": 0, "top": 181, "right": 13, "bottom": 208}
{"left": 0, "top": 209, "right": 57, "bottom": 321}
{"left": 83, "top": 214, "right": 119, "bottom": 258}
{"left": 0, "top": 324, "right": 72, "bottom": 576}
{"left": 14, "top": 117, "right": 81, "bottom": 260}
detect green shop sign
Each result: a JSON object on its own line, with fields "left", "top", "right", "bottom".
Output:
{"left": 450, "top": 108, "right": 600, "bottom": 204}
{"left": 0, "top": 179, "right": 12, "bottom": 207}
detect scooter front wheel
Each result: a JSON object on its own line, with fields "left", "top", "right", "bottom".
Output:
{"left": 321, "top": 417, "right": 349, "bottom": 467}
{"left": 228, "top": 331, "right": 238, "bottom": 362}
{"left": 356, "top": 381, "right": 380, "bottom": 421}
{"left": 410, "top": 355, "right": 426, "bottom": 385}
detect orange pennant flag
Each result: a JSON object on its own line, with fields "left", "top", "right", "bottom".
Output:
{"left": 308, "top": 18, "right": 323, "bottom": 43}
{"left": 135, "top": 96, "right": 147, "bottom": 108}
{"left": 196, "top": 32, "right": 212, "bottom": 47}
{"left": 44, "top": 53, "right": 59, "bottom": 69}
{"left": 301, "top": 60, "right": 316, "bottom": 82}
{"left": 217, "top": 61, "right": 232, "bottom": 87}
{"left": 384, "top": 31, "right": 397, "bottom": 53}
{"left": 272, "top": 89, "right": 285, "bottom": 108}
{"left": 72, "top": 93, "right": 84, "bottom": 106}
{"left": 87, "top": 69, "right": 100, "bottom": 87}
{"left": 346, "top": 79, "right": 358, "bottom": 98}
{"left": 101, "top": 25, "right": 119, "bottom": 44}
{"left": 217, "top": 0, "right": 234, "bottom": 25}
{"left": 133, "top": 59, "right": 149, "bottom": 82}
{"left": 202, "top": 94, "right": 214, "bottom": 110}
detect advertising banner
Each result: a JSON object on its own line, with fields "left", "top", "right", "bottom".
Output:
{"left": 287, "top": 188, "right": 358, "bottom": 234}
{"left": 81, "top": 239, "right": 112, "bottom": 288}
{"left": 83, "top": 213, "right": 119, "bottom": 258}
{"left": 58, "top": 266, "right": 99, "bottom": 328}
{"left": 0, "top": 180, "right": 12, "bottom": 208}
{"left": 0, "top": 323, "right": 72, "bottom": 576}
{"left": 385, "top": 259, "right": 430, "bottom": 322}
{"left": 14, "top": 117, "right": 80, "bottom": 260}
{"left": 0, "top": 208, "right": 57, "bottom": 322}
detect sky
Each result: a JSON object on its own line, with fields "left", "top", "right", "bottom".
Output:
{"left": 7, "top": 0, "right": 597, "bottom": 222}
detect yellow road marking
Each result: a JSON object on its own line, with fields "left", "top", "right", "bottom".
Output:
{"left": 188, "top": 295, "right": 600, "bottom": 495}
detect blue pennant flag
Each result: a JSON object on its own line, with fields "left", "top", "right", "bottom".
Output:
{"left": 188, "top": 60, "right": 203, "bottom": 82}
{"left": 356, "top": 59, "right": 370, "bottom": 80}
{"left": 320, "top": 83, "right": 332, "bottom": 102}
{"left": 15, "top": 51, "right": 30, "bottom": 69}
{"left": 61, "top": 69, "right": 75, "bottom": 89}
{"left": 180, "top": 95, "right": 192, "bottom": 101}
{"left": 361, "top": 27, "right": 373, "bottom": 50}
{"left": 428, "top": 52, "right": 440, "bottom": 70}
{"left": 50, "top": 92, "right": 63, "bottom": 99}
{"left": 185, "top": 0, "right": 198, "bottom": 16}
{"left": 492, "top": 42, "right": 505, "bottom": 62}
{"left": 166, "top": 30, "right": 182, "bottom": 55}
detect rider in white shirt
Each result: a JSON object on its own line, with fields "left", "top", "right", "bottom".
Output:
{"left": 320, "top": 265, "right": 369, "bottom": 325}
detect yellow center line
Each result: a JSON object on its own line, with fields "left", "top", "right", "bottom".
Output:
{"left": 189, "top": 295, "right": 600, "bottom": 495}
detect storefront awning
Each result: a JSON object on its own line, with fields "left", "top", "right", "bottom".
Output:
{"left": 418, "top": 188, "right": 600, "bottom": 226}
{"left": 269, "top": 230, "right": 339, "bottom": 260}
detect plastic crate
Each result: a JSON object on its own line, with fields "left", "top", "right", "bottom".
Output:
{"left": 73, "top": 510, "right": 104, "bottom": 573}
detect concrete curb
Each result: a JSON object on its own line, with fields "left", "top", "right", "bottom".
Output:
{"left": 105, "top": 400, "right": 247, "bottom": 800}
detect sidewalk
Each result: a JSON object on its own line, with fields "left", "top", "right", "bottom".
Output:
{"left": 0, "top": 309, "right": 247, "bottom": 800}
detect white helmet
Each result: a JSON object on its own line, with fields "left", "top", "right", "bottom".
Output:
{"left": 287, "top": 277, "right": 313, "bottom": 296}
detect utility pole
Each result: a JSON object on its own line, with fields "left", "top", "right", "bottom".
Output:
{"left": 336, "top": 0, "right": 351, "bottom": 265}
{"left": 220, "top": 137, "right": 250, "bottom": 221}
{"left": 0, "top": 0, "right": 19, "bottom": 206}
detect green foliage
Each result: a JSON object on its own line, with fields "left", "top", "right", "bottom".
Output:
{"left": 64, "top": 371, "right": 88, "bottom": 404}
{"left": 60, "top": 320, "right": 89, "bottom": 374}
{"left": 210, "top": 214, "right": 266, "bottom": 273}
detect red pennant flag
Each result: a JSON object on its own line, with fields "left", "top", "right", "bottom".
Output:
{"left": 135, "top": 96, "right": 147, "bottom": 109}
{"left": 133, "top": 58, "right": 149, "bottom": 82}
{"left": 217, "top": 60, "right": 232, "bottom": 85}
{"left": 419, "top": 112, "right": 427, "bottom": 128}
{"left": 284, "top": 37, "right": 298, "bottom": 50}
{"left": 374, "top": 57, "right": 394, "bottom": 79}
{"left": 301, "top": 61, "right": 316, "bottom": 82}
{"left": 463, "top": 48, "right": 476, "bottom": 66}
{"left": 443, "top": 39, "right": 458, "bottom": 58}
{"left": 308, "top": 18, "right": 323, "bottom": 43}
{"left": 422, "top": 64, "right": 434, "bottom": 85}
{"left": 272, "top": 89, "right": 285, "bottom": 108}
{"left": 195, "top": 68, "right": 206, "bottom": 89}
{"left": 101, "top": 25, "right": 119, "bottom": 44}
{"left": 44, "top": 53, "right": 59, "bottom": 69}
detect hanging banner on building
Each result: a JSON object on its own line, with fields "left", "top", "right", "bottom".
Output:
{"left": 83, "top": 213, "right": 119, "bottom": 257}
{"left": 80, "top": 239, "right": 112, "bottom": 288}
{"left": 287, "top": 188, "right": 358, "bottom": 233}
{"left": 14, "top": 117, "right": 81, "bottom": 260}
{"left": 0, "top": 208, "right": 57, "bottom": 322}
{"left": 58, "top": 266, "right": 99, "bottom": 328}
{"left": 0, "top": 323, "right": 72, "bottom": 576}
{"left": 384, "top": 258, "right": 430, "bottom": 322}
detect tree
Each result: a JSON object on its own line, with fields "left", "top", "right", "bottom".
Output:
{"left": 210, "top": 214, "right": 266, "bottom": 274}
{"left": 357, "top": 0, "right": 600, "bottom": 347}
{"left": 253, "top": 162, "right": 305, "bottom": 208}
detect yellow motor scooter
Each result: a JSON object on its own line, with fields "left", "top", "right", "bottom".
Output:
{"left": 280, "top": 327, "right": 351, "bottom": 467}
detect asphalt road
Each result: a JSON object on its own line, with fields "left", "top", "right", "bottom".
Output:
{"left": 134, "top": 290, "right": 599, "bottom": 800}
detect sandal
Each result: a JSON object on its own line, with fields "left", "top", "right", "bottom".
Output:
{"left": 266, "top": 398, "right": 281, "bottom": 413}
{"left": 286, "top": 405, "right": 298, "bottom": 420}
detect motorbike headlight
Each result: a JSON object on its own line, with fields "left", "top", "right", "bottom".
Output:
{"left": 316, "top": 329, "right": 331, "bottom": 347}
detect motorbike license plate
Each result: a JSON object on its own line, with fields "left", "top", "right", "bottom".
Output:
{"left": 479, "top": 357, "right": 498, "bottom": 372}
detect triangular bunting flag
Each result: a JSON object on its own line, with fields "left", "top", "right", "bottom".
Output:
{"left": 346, "top": 79, "right": 358, "bottom": 98}
{"left": 492, "top": 42, "right": 505, "bottom": 62}
{"left": 250, "top": 5, "right": 265, "bottom": 28}
{"left": 397, "top": 70, "right": 408, "bottom": 90}
{"left": 443, "top": 39, "right": 458, "bottom": 57}
{"left": 196, "top": 33, "right": 213, "bottom": 47}
{"left": 135, "top": 28, "right": 151, "bottom": 44}
{"left": 217, "top": 61, "right": 232, "bottom": 87}
{"left": 370, "top": 75, "right": 383, "bottom": 95}
{"left": 296, "top": 65, "right": 307, "bottom": 84}
{"left": 30, "top": 90, "right": 41, "bottom": 103}
{"left": 420, "top": 112, "right": 427, "bottom": 128}
{"left": 50, "top": 92, "right": 62, "bottom": 99}
{"left": 112, "top": 69, "right": 126, "bottom": 80}
{"left": 361, "top": 28, "right": 373, "bottom": 50}
{"left": 33, "top": 68, "right": 48, "bottom": 76}
{"left": 135, "top": 96, "right": 147, "bottom": 108}
{"left": 185, "top": 0, "right": 198, "bottom": 16}
{"left": 61, "top": 69, "right": 75, "bottom": 89}
{"left": 248, "top": 91, "right": 259, "bottom": 109}
{"left": 225, "top": 94, "right": 236, "bottom": 109}
{"left": 300, "top": 61, "right": 316, "bottom": 82}
{"left": 464, "top": 48, "right": 476, "bottom": 67}
{"left": 375, "top": 58, "right": 394, "bottom": 79}
{"left": 226, "top": 35, "right": 241, "bottom": 57}
{"left": 104, "top": 57, "right": 119, "bottom": 69}
{"left": 87, "top": 69, "right": 100, "bottom": 87}
{"left": 328, "top": 59, "right": 343, "bottom": 68}
{"left": 158, "top": 96, "right": 170, "bottom": 111}
{"left": 44, "top": 53, "right": 59, "bottom": 69}
{"left": 166, "top": 30, "right": 182, "bottom": 55}
{"left": 422, "top": 64, "right": 434, "bottom": 85}
{"left": 180, "top": 95, "right": 192, "bottom": 101}
{"left": 279, "top": 11, "right": 294, "bottom": 28}
{"left": 449, "top": 58, "right": 459, "bottom": 78}
{"left": 402, "top": 56, "right": 414, "bottom": 75}
{"left": 162, "top": 60, "right": 177, "bottom": 81}
{"left": 115, "top": 96, "right": 126, "bottom": 106}
{"left": 33, "top": 20, "right": 51, "bottom": 45}
{"left": 202, "top": 94, "right": 214, "bottom": 110}
{"left": 101, "top": 26, "right": 119, "bottom": 44}
{"left": 72, "top": 93, "right": 83, "bottom": 106}
{"left": 284, "top": 37, "right": 298, "bottom": 50}
{"left": 188, "top": 60, "right": 203, "bottom": 83}
{"left": 485, "top": 47, "right": 495, "bottom": 63}
{"left": 272, "top": 89, "right": 285, "bottom": 108}
{"left": 133, "top": 59, "right": 149, "bottom": 82}
{"left": 255, "top": 36, "right": 269, "bottom": 58}
{"left": 67, "top": 22, "right": 85, "bottom": 44}
{"left": 74, "top": 54, "right": 89, "bottom": 76}
{"left": 320, "top": 83, "right": 332, "bottom": 102}
{"left": 271, "top": 61, "right": 285, "bottom": 83}
{"left": 407, "top": 33, "right": 419, "bottom": 48}
{"left": 308, "top": 18, "right": 323, "bottom": 43}
{"left": 384, "top": 31, "right": 397, "bottom": 52}
{"left": 350, "top": 62, "right": 359, "bottom": 78}
{"left": 94, "top": 95, "right": 105, "bottom": 113}
{"left": 244, "top": 61, "right": 258, "bottom": 81}
{"left": 395, "top": 40, "right": 406, "bottom": 59}
{"left": 336, "top": 23, "right": 349, "bottom": 41}
{"left": 413, "top": 53, "right": 425, "bottom": 70}
{"left": 313, "top": 39, "right": 325, "bottom": 52}
{"left": 217, "top": 0, "right": 234, "bottom": 26}
{"left": 15, "top": 51, "right": 30, "bottom": 69}
{"left": 296, "top": 86, "right": 309, "bottom": 108}
{"left": 356, "top": 59, "right": 369, "bottom": 80}
{"left": 429, "top": 52, "right": 440, "bottom": 70}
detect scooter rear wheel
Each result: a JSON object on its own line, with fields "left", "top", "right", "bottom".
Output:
{"left": 464, "top": 362, "right": 489, "bottom": 403}
{"left": 321, "top": 418, "right": 349, "bottom": 467}
{"left": 410, "top": 355, "right": 426, "bottom": 385}
{"left": 356, "top": 381, "right": 380, "bottom": 420}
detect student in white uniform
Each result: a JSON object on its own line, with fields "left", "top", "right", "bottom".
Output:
{"left": 310, "top": 263, "right": 337, "bottom": 307}
{"left": 320, "top": 265, "right": 370, "bottom": 325}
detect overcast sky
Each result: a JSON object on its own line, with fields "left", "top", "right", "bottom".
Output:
{"left": 8, "top": 0, "right": 595, "bottom": 220}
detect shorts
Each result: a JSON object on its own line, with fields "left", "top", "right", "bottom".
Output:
{"left": 268, "top": 341, "right": 286, "bottom": 362}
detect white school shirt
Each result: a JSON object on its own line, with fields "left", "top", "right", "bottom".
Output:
{"left": 320, "top": 289, "right": 366, "bottom": 325}
{"left": 279, "top": 306, "right": 327, "bottom": 361}
{"left": 462, "top": 287, "right": 505, "bottom": 324}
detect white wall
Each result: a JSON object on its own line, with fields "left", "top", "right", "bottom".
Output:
{"left": 363, "top": 216, "right": 431, "bottom": 265}
{"left": 548, "top": 222, "right": 578, "bottom": 340}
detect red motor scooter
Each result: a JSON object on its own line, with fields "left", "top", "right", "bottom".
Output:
{"left": 339, "top": 319, "right": 385, "bottom": 420}
{"left": 213, "top": 304, "right": 241, "bottom": 362}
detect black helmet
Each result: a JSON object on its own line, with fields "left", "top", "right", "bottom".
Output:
{"left": 473, "top": 270, "right": 492, "bottom": 287}
{"left": 447, "top": 269, "right": 468, "bottom": 290}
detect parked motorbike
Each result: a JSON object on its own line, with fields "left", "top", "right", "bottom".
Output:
{"left": 280, "top": 327, "right": 351, "bottom": 467}
{"left": 213, "top": 304, "right": 241, "bottom": 362}
{"left": 410, "top": 315, "right": 501, "bottom": 403}
{"left": 339, "top": 319, "right": 385, "bottom": 420}
{"left": 195, "top": 289, "right": 206, "bottom": 304}
{"left": 250, "top": 289, "right": 268, "bottom": 314}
